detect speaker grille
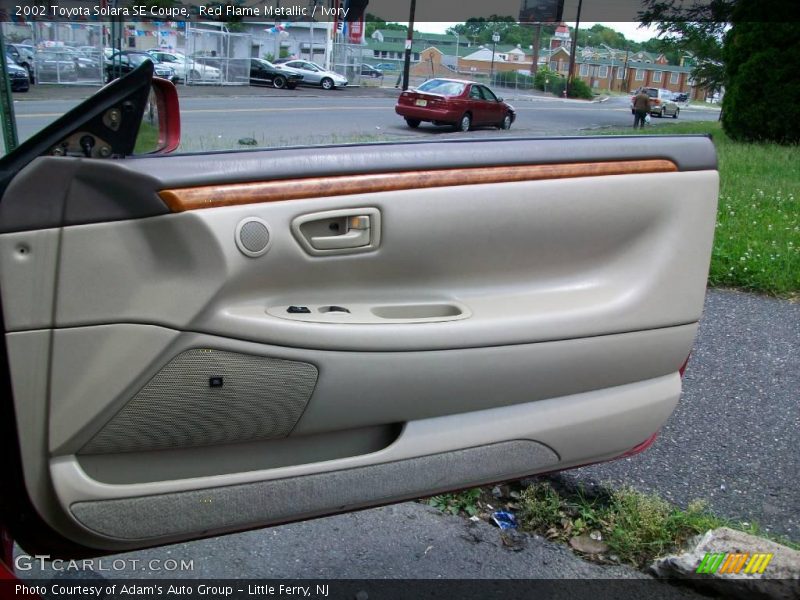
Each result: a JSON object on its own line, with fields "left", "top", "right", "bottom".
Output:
{"left": 235, "top": 218, "right": 271, "bottom": 257}
{"left": 82, "top": 349, "right": 318, "bottom": 455}
{"left": 240, "top": 220, "right": 270, "bottom": 253}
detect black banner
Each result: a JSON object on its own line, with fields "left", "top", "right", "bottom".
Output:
{"left": 4, "top": 578, "right": 790, "bottom": 600}
{"left": 0, "top": 0, "right": 794, "bottom": 24}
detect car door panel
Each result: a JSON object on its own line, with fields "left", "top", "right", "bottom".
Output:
{"left": 55, "top": 373, "right": 678, "bottom": 547}
{"left": 0, "top": 135, "right": 718, "bottom": 553}
{"left": 43, "top": 321, "right": 695, "bottom": 455}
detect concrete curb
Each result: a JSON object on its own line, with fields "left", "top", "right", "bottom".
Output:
{"left": 650, "top": 528, "right": 799, "bottom": 600}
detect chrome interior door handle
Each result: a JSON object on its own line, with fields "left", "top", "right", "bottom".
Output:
{"left": 311, "top": 215, "right": 371, "bottom": 250}
{"left": 291, "top": 208, "right": 381, "bottom": 256}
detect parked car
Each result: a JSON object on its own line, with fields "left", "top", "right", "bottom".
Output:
{"left": 630, "top": 87, "right": 681, "bottom": 118}
{"left": 396, "top": 78, "right": 516, "bottom": 131}
{"left": 249, "top": 58, "right": 303, "bottom": 89}
{"left": 672, "top": 92, "right": 689, "bottom": 103}
{"left": 78, "top": 46, "right": 102, "bottom": 59}
{"left": 6, "top": 43, "right": 35, "bottom": 82}
{"left": 274, "top": 59, "right": 347, "bottom": 90}
{"left": 106, "top": 51, "right": 176, "bottom": 83}
{"left": 35, "top": 51, "right": 77, "bottom": 82}
{"left": 361, "top": 63, "right": 383, "bottom": 78}
{"left": 60, "top": 47, "right": 102, "bottom": 78}
{"left": 3, "top": 56, "right": 30, "bottom": 92}
{"left": 146, "top": 50, "right": 221, "bottom": 83}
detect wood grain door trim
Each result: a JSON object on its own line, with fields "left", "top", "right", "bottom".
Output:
{"left": 159, "top": 160, "right": 678, "bottom": 213}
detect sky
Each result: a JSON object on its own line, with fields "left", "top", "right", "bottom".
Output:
{"left": 415, "top": 22, "right": 662, "bottom": 43}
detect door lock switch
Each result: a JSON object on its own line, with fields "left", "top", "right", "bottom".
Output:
{"left": 287, "top": 305, "right": 311, "bottom": 314}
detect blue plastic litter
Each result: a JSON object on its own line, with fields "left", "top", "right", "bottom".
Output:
{"left": 491, "top": 510, "right": 517, "bottom": 530}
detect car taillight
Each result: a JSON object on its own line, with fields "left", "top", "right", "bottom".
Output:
{"left": 679, "top": 355, "right": 690, "bottom": 377}
{"left": 618, "top": 431, "right": 659, "bottom": 458}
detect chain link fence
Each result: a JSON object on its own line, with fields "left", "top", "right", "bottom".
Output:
{"left": 20, "top": 22, "right": 105, "bottom": 85}
{"left": 405, "top": 66, "right": 566, "bottom": 97}
{"left": 330, "top": 41, "right": 364, "bottom": 87}
{"left": 183, "top": 27, "right": 253, "bottom": 86}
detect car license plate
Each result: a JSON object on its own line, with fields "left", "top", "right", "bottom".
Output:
{"left": 415, "top": 99, "right": 427, "bottom": 107}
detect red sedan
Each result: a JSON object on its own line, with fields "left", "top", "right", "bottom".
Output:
{"left": 395, "top": 78, "right": 516, "bottom": 132}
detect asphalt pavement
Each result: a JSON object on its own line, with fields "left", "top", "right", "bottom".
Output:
{"left": 568, "top": 289, "right": 800, "bottom": 541}
{"left": 16, "top": 503, "right": 701, "bottom": 591}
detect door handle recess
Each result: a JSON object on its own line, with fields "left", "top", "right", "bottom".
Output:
{"left": 292, "top": 208, "right": 381, "bottom": 256}
{"left": 311, "top": 215, "right": 371, "bottom": 250}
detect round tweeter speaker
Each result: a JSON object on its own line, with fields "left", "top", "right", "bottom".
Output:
{"left": 235, "top": 218, "right": 272, "bottom": 258}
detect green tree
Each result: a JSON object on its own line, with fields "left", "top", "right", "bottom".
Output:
{"left": 365, "top": 14, "right": 407, "bottom": 39}
{"left": 447, "top": 17, "right": 549, "bottom": 48}
{"left": 721, "top": 0, "right": 800, "bottom": 143}
{"left": 639, "top": 0, "right": 733, "bottom": 94}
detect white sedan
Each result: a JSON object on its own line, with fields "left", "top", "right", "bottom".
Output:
{"left": 276, "top": 59, "right": 347, "bottom": 90}
{"left": 147, "top": 50, "right": 221, "bottom": 83}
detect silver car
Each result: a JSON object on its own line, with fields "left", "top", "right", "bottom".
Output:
{"left": 630, "top": 87, "right": 681, "bottom": 119}
{"left": 278, "top": 60, "right": 347, "bottom": 90}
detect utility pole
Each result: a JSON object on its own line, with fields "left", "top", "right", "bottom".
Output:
{"left": 308, "top": 0, "right": 315, "bottom": 62}
{"left": 401, "top": 0, "right": 416, "bottom": 90}
{"left": 566, "top": 0, "right": 583, "bottom": 97}
{"left": 622, "top": 47, "right": 630, "bottom": 93}
{"left": 530, "top": 23, "right": 542, "bottom": 75}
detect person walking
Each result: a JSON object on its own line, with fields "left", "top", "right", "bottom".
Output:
{"left": 633, "top": 88, "right": 651, "bottom": 129}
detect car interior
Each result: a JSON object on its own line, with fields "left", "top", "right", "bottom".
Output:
{"left": 0, "top": 62, "right": 718, "bottom": 556}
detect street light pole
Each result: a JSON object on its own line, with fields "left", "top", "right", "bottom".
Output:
{"left": 454, "top": 31, "right": 459, "bottom": 74}
{"left": 490, "top": 31, "right": 500, "bottom": 85}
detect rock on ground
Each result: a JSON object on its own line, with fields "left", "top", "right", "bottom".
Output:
{"left": 651, "top": 527, "right": 800, "bottom": 600}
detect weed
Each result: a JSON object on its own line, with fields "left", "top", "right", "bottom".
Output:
{"left": 428, "top": 488, "right": 483, "bottom": 517}
{"left": 518, "top": 479, "right": 799, "bottom": 567}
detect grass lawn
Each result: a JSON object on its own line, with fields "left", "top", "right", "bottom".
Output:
{"left": 587, "top": 121, "right": 799, "bottom": 297}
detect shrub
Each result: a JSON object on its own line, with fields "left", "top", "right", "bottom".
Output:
{"left": 721, "top": 0, "right": 800, "bottom": 144}
{"left": 535, "top": 67, "right": 566, "bottom": 96}
{"left": 568, "top": 77, "right": 593, "bottom": 99}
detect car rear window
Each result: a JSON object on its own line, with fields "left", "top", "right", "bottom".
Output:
{"left": 416, "top": 80, "right": 466, "bottom": 96}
